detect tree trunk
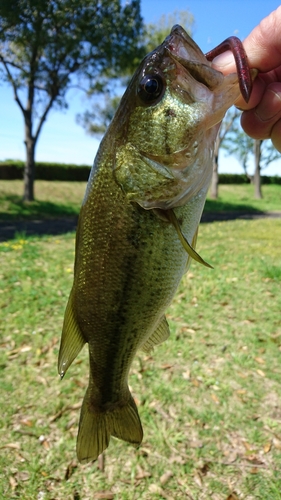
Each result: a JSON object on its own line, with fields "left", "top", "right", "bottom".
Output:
{"left": 254, "top": 139, "right": 262, "bottom": 199}
{"left": 23, "top": 122, "right": 35, "bottom": 202}
{"left": 210, "top": 157, "right": 219, "bottom": 199}
{"left": 210, "top": 136, "right": 220, "bottom": 199}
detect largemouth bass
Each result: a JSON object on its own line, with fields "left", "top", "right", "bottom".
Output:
{"left": 58, "top": 25, "right": 252, "bottom": 463}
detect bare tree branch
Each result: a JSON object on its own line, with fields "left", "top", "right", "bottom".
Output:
{"left": 34, "top": 95, "right": 57, "bottom": 144}
{"left": 0, "top": 55, "right": 25, "bottom": 114}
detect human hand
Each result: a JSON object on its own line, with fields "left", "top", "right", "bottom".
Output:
{"left": 212, "top": 6, "right": 281, "bottom": 152}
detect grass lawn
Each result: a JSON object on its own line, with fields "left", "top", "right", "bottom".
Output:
{"left": 0, "top": 214, "right": 281, "bottom": 499}
{"left": 205, "top": 183, "right": 281, "bottom": 214}
{"left": 0, "top": 180, "right": 280, "bottom": 220}
{"left": 0, "top": 180, "right": 85, "bottom": 220}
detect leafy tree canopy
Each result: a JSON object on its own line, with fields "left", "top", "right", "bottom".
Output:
{"left": 144, "top": 10, "right": 194, "bottom": 54}
{"left": 0, "top": 0, "right": 144, "bottom": 200}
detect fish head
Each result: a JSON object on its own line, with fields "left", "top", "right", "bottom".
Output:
{"left": 112, "top": 25, "right": 244, "bottom": 209}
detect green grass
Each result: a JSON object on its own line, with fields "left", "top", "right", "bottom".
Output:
{"left": 1, "top": 218, "right": 281, "bottom": 499}
{"left": 0, "top": 180, "right": 85, "bottom": 220}
{"left": 204, "top": 183, "right": 281, "bottom": 213}
{"left": 0, "top": 180, "right": 280, "bottom": 221}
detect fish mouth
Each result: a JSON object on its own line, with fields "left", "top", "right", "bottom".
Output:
{"left": 165, "top": 25, "right": 224, "bottom": 90}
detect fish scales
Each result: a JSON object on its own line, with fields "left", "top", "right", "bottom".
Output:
{"left": 63, "top": 161, "right": 195, "bottom": 462}
{"left": 58, "top": 25, "right": 253, "bottom": 463}
{"left": 75, "top": 160, "right": 194, "bottom": 386}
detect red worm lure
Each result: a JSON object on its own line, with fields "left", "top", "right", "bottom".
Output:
{"left": 205, "top": 36, "right": 252, "bottom": 103}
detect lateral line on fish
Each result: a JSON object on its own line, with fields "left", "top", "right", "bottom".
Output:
{"left": 165, "top": 209, "right": 213, "bottom": 269}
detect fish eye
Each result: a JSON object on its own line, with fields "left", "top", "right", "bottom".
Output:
{"left": 137, "top": 74, "right": 165, "bottom": 104}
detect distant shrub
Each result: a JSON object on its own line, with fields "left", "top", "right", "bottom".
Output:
{"left": 0, "top": 161, "right": 91, "bottom": 181}
{"left": 0, "top": 161, "right": 24, "bottom": 179}
{"left": 260, "top": 175, "right": 281, "bottom": 185}
{"left": 218, "top": 173, "right": 250, "bottom": 184}
{"left": 218, "top": 174, "right": 281, "bottom": 185}
{"left": 0, "top": 162, "right": 280, "bottom": 184}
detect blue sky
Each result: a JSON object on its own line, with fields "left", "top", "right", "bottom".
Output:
{"left": 1, "top": 0, "right": 281, "bottom": 175}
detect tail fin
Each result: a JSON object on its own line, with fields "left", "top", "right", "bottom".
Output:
{"left": 76, "top": 387, "right": 143, "bottom": 464}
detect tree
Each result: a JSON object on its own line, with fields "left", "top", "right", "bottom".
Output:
{"left": 222, "top": 112, "right": 254, "bottom": 178}
{"left": 254, "top": 140, "right": 262, "bottom": 199}
{"left": 0, "top": 0, "right": 144, "bottom": 201}
{"left": 144, "top": 10, "right": 194, "bottom": 54}
{"left": 78, "top": 10, "right": 195, "bottom": 137}
{"left": 223, "top": 114, "right": 280, "bottom": 198}
{"left": 77, "top": 94, "right": 121, "bottom": 136}
{"left": 210, "top": 107, "right": 240, "bottom": 199}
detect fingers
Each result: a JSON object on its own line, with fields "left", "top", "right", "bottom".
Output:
{"left": 211, "top": 55, "right": 266, "bottom": 110}
{"left": 253, "top": 82, "right": 281, "bottom": 123}
{"left": 212, "top": 48, "right": 281, "bottom": 151}
{"left": 210, "top": 7, "right": 281, "bottom": 153}
{"left": 241, "top": 6, "right": 281, "bottom": 73}
{"left": 234, "top": 75, "right": 266, "bottom": 110}
{"left": 271, "top": 120, "right": 281, "bottom": 152}
{"left": 240, "top": 83, "right": 281, "bottom": 147}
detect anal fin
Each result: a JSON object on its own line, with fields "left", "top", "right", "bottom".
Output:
{"left": 58, "top": 289, "right": 86, "bottom": 379}
{"left": 141, "top": 315, "right": 170, "bottom": 354}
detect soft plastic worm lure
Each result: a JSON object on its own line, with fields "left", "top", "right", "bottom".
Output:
{"left": 205, "top": 36, "right": 252, "bottom": 103}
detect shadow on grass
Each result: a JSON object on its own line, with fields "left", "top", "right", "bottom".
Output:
{"left": 201, "top": 199, "right": 266, "bottom": 222}
{"left": 0, "top": 196, "right": 278, "bottom": 242}
{"left": 0, "top": 194, "right": 80, "bottom": 221}
{"left": 203, "top": 198, "right": 264, "bottom": 214}
{"left": 0, "top": 195, "right": 79, "bottom": 242}
{"left": 0, "top": 217, "right": 78, "bottom": 242}
{"left": 1, "top": 195, "right": 263, "bottom": 220}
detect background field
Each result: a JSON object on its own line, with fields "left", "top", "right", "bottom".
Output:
{"left": 0, "top": 180, "right": 281, "bottom": 220}
{"left": 0, "top": 182, "right": 281, "bottom": 499}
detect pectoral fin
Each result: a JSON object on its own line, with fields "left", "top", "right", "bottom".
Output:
{"left": 58, "top": 289, "right": 86, "bottom": 379}
{"left": 141, "top": 315, "right": 170, "bottom": 353}
{"left": 166, "top": 209, "right": 213, "bottom": 269}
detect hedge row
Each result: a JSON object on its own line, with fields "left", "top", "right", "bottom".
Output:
{"left": 0, "top": 161, "right": 281, "bottom": 184}
{"left": 0, "top": 161, "right": 91, "bottom": 181}
{"left": 217, "top": 173, "right": 281, "bottom": 185}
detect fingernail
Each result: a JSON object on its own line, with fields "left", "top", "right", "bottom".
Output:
{"left": 255, "top": 88, "right": 281, "bottom": 121}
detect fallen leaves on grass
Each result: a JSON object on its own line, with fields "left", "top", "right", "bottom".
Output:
{"left": 94, "top": 492, "right": 115, "bottom": 499}
{"left": 226, "top": 493, "right": 239, "bottom": 500}
{"left": 0, "top": 442, "right": 21, "bottom": 450}
{"left": 65, "top": 460, "right": 78, "bottom": 480}
{"left": 160, "top": 470, "right": 173, "bottom": 485}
